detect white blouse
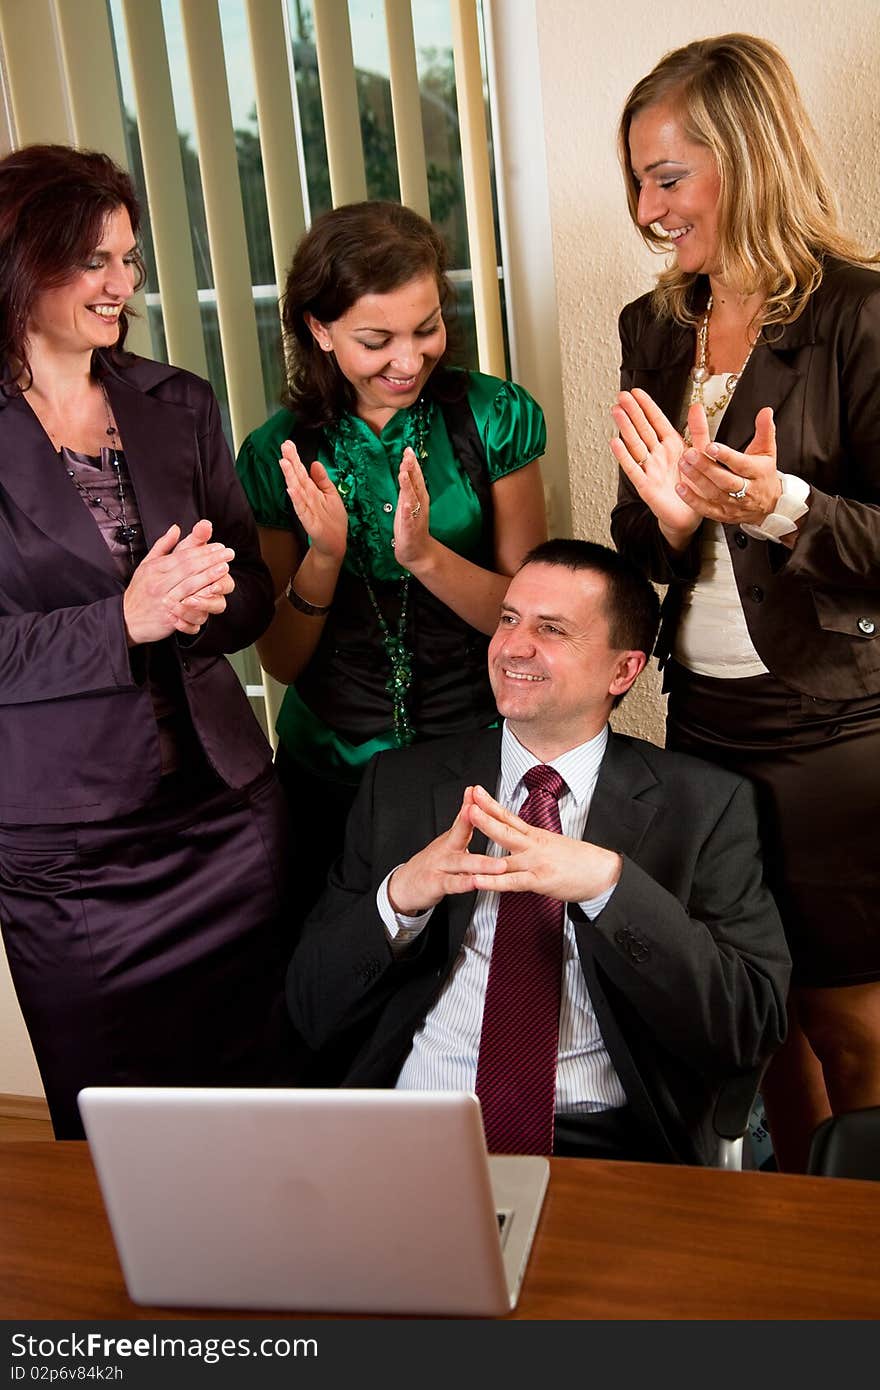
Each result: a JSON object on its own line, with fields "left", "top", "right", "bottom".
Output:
{"left": 672, "top": 375, "right": 769, "bottom": 679}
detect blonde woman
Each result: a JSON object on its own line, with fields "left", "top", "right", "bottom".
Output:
{"left": 609, "top": 33, "right": 880, "bottom": 1172}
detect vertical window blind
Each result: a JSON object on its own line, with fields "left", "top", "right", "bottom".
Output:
{"left": 0, "top": 0, "right": 508, "bottom": 738}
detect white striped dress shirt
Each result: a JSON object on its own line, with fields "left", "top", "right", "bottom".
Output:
{"left": 380, "top": 722, "right": 627, "bottom": 1111}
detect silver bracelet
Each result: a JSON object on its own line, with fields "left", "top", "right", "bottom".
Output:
{"left": 285, "top": 582, "right": 331, "bottom": 617}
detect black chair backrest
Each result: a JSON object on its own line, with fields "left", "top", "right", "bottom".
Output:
{"left": 807, "top": 1106, "right": 880, "bottom": 1182}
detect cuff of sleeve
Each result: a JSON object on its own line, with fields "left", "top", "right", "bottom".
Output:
{"left": 378, "top": 869, "right": 434, "bottom": 949}
{"left": 108, "top": 595, "right": 147, "bottom": 687}
{"left": 575, "top": 883, "right": 617, "bottom": 921}
{"left": 741, "top": 472, "right": 810, "bottom": 541}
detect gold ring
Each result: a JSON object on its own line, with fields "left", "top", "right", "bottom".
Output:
{"left": 410, "top": 503, "right": 422, "bottom": 519}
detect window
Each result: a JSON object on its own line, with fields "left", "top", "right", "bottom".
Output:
{"left": 102, "top": 0, "right": 508, "bottom": 737}
{"left": 109, "top": 1, "right": 502, "bottom": 435}
{"left": 1, "top": 0, "right": 525, "bottom": 739}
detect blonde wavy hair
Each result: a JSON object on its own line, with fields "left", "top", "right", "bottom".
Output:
{"left": 618, "top": 32, "right": 878, "bottom": 327}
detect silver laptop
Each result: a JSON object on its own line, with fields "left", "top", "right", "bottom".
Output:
{"left": 77, "top": 1086, "right": 549, "bottom": 1317}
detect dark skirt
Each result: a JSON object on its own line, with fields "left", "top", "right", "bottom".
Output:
{"left": 273, "top": 743, "right": 361, "bottom": 921}
{"left": 664, "top": 662, "right": 880, "bottom": 988}
{"left": 0, "top": 763, "right": 295, "bottom": 1138}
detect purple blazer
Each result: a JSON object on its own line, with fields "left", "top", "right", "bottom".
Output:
{"left": 0, "top": 353, "right": 275, "bottom": 824}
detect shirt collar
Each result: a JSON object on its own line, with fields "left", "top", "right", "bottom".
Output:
{"left": 499, "top": 721, "right": 609, "bottom": 807}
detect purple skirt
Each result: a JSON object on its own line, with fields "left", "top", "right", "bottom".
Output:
{"left": 664, "top": 662, "right": 880, "bottom": 988}
{"left": 0, "top": 764, "right": 294, "bottom": 1137}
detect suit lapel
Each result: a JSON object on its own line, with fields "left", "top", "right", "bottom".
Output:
{"left": 716, "top": 340, "right": 802, "bottom": 453}
{"left": 624, "top": 314, "right": 693, "bottom": 425}
{"left": 693, "top": 287, "right": 817, "bottom": 452}
{"left": 584, "top": 735, "right": 659, "bottom": 860}
{"left": 433, "top": 730, "right": 501, "bottom": 957}
{"left": 579, "top": 737, "right": 682, "bottom": 1158}
{"left": 0, "top": 394, "right": 121, "bottom": 583}
{"left": 0, "top": 356, "right": 198, "bottom": 582}
{"left": 105, "top": 374, "right": 198, "bottom": 548}
{"left": 718, "top": 304, "right": 817, "bottom": 451}
{"left": 626, "top": 282, "right": 818, "bottom": 454}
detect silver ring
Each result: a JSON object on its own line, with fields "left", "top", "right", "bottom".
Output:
{"left": 728, "top": 480, "right": 748, "bottom": 500}
{"left": 409, "top": 503, "right": 421, "bottom": 519}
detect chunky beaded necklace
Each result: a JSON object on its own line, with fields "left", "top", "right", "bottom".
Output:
{"left": 330, "top": 396, "right": 432, "bottom": 748}
{"left": 683, "top": 295, "right": 756, "bottom": 445}
{"left": 64, "top": 384, "right": 141, "bottom": 567}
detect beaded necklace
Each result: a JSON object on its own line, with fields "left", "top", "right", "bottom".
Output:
{"left": 64, "top": 384, "right": 141, "bottom": 567}
{"left": 328, "top": 396, "right": 432, "bottom": 748}
{"left": 683, "top": 295, "right": 756, "bottom": 445}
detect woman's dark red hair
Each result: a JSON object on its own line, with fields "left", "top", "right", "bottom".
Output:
{"left": 0, "top": 143, "right": 144, "bottom": 393}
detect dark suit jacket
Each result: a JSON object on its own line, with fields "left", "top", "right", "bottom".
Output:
{"left": 611, "top": 259, "right": 880, "bottom": 700}
{"left": 288, "top": 728, "right": 791, "bottom": 1166}
{"left": 0, "top": 353, "right": 274, "bottom": 823}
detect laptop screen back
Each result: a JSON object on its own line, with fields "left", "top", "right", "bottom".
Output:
{"left": 77, "top": 1086, "right": 547, "bottom": 1317}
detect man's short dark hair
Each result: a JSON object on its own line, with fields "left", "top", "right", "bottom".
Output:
{"left": 519, "top": 538, "right": 660, "bottom": 658}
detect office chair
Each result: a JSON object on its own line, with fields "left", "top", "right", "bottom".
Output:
{"left": 713, "top": 1064, "right": 767, "bottom": 1170}
{"left": 806, "top": 1106, "right": 880, "bottom": 1182}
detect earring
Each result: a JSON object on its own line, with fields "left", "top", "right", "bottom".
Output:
{"left": 321, "top": 338, "right": 332, "bottom": 351}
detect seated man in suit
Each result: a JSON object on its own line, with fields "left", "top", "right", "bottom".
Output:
{"left": 288, "top": 539, "right": 791, "bottom": 1164}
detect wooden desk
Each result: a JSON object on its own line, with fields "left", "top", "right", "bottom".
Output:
{"left": 2, "top": 1142, "right": 878, "bottom": 1319}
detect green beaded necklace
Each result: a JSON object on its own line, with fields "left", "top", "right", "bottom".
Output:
{"left": 329, "top": 397, "right": 432, "bottom": 748}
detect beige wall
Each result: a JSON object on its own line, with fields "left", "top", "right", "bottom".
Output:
{"left": 0, "top": 945, "right": 41, "bottom": 1097}
{"left": 534, "top": 0, "right": 880, "bottom": 744}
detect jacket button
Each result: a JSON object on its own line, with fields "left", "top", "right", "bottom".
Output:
{"left": 382, "top": 502, "right": 394, "bottom": 514}
{"left": 748, "top": 585, "right": 764, "bottom": 603}
{"left": 181, "top": 657, "right": 190, "bottom": 672}
{"left": 734, "top": 531, "right": 748, "bottom": 549}
{"left": 858, "top": 617, "right": 876, "bottom": 636}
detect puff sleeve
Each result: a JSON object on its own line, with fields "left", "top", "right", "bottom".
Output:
{"left": 235, "top": 408, "right": 298, "bottom": 530}
{"left": 465, "top": 373, "right": 547, "bottom": 482}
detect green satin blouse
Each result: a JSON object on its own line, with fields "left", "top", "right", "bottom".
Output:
{"left": 235, "top": 369, "right": 546, "bottom": 779}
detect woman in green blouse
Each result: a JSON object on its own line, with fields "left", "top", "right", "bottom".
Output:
{"left": 237, "top": 201, "right": 547, "bottom": 913}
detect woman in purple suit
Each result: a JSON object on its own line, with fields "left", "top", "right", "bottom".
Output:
{"left": 0, "top": 145, "right": 291, "bottom": 1137}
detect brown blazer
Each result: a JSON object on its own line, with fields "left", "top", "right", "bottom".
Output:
{"left": 0, "top": 353, "right": 274, "bottom": 824}
{"left": 611, "top": 259, "right": 880, "bottom": 700}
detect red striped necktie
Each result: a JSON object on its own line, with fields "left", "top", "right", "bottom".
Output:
{"left": 475, "top": 764, "right": 567, "bottom": 1155}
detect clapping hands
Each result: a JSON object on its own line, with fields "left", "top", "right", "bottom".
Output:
{"left": 123, "top": 519, "right": 236, "bottom": 644}
{"left": 611, "top": 389, "right": 701, "bottom": 545}
{"left": 677, "top": 406, "right": 780, "bottom": 524}
{"left": 611, "top": 387, "right": 781, "bottom": 540}
{"left": 278, "top": 439, "right": 348, "bottom": 562}
{"left": 393, "top": 447, "right": 432, "bottom": 570}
